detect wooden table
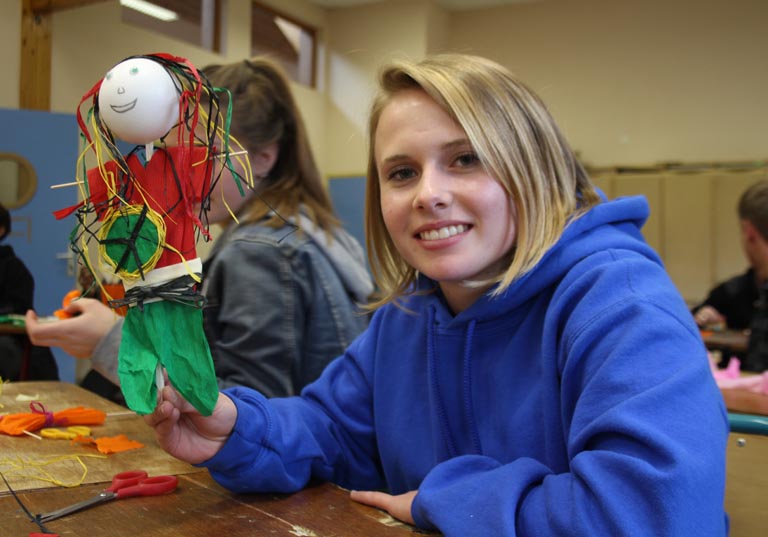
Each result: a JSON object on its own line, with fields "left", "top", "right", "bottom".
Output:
{"left": 0, "top": 323, "right": 26, "bottom": 335}
{"left": 1, "top": 382, "right": 419, "bottom": 536}
{"left": 701, "top": 329, "right": 749, "bottom": 354}
{"left": 699, "top": 326, "right": 768, "bottom": 417}
{"left": 717, "top": 368, "right": 768, "bottom": 536}
{"left": 0, "top": 322, "right": 34, "bottom": 380}
{"left": 721, "top": 385, "right": 768, "bottom": 417}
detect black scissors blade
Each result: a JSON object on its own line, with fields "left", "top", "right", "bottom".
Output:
{"left": 0, "top": 471, "right": 55, "bottom": 534}
{"left": 37, "top": 490, "right": 117, "bottom": 523}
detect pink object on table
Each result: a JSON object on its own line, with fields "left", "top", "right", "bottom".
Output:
{"left": 709, "top": 356, "right": 768, "bottom": 394}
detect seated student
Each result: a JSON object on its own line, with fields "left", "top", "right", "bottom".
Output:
{"left": 71, "top": 265, "right": 127, "bottom": 405}
{"left": 693, "top": 179, "right": 768, "bottom": 371}
{"left": 26, "top": 57, "right": 372, "bottom": 397}
{"left": 0, "top": 203, "right": 58, "bottom": 381}
{"left": 143, "top": 54, "right": 728, "bottom": 536}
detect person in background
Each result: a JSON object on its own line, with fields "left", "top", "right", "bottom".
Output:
{"left": 0, "top": 203, "right": 34, "bottom": 317}
{"left": 143, "top": 54, "right": 728, "bottom": 536}
{"left": 73, "top": 264, "right": 127, "bottom": 405}
{"left": 0, "top": 203, "right": 58, "bottom": 380}
{"left": 26, "top": 57, "right": 372, "bottom": 397}
{"left": 692, "top": 179, "right": 768, "bottom": 371}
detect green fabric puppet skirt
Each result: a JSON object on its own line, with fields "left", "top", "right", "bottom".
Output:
{"left": 118, "top": 301, "right": 218, "bottom": 416}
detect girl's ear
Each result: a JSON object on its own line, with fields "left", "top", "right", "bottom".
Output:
{"left": 251, "top": 142, "right": 279, "bottom": 178}
{"left": 741, "top": 220, "right": 754, "bottom": 240}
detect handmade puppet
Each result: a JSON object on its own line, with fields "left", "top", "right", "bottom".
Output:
{"left": 56, "top": 53, "right": 252, "bottom": 416}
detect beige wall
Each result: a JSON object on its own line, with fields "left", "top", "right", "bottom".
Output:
{"left": 0, "top": 1, "right": 21, "bottom": 109}
{"left": 445, "top": 0, "right": 767, "bottom": 167}
{"left": 50, "top": 2, "right": 246, "bottom": 114}
{"left": 324, "top": 0, "right": 436, "bottom": 176}
{"left": 5, "top": 0, "right": 765, "bottom": 172}
{"left": 320, "top": 0, "right": 767, "bottom": 171}
{"left": 47, "top": 0, "right": 328, "bottom": 111}
{"left": 8, "top": 0, "right": 329, "bottom": 173}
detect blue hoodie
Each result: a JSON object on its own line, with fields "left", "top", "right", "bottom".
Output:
{"left": 204, "top": 196, "right": 729, "bottom": 536}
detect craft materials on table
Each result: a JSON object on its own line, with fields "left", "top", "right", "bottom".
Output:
{"left": 36, "top": 469, "right": 178, "bottom": 523}
{"left": 72, "top": 433, "right": 145, "bottom": 454}
{"left": 1, "top": 380, "right": 198, "bottom": 512}
{"left": 39, "top": 426, "right": 91, "bottom": 440}
{"left": 710, "top": 356, "right": 768, "bottom": 394}
{"left": 1, "top": 471, "right": 58, "bottom": 535}
{"left": 0, "top": 402, "right": 105, "bottom": 436}
{"left": 0, "top": 401, "right": 144, "bottom": 456}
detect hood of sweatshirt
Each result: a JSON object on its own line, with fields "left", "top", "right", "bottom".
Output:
{"left": 293, "top": 212, "right": 374, "bottom": 304}
{"left": 0, "top": 244, "right": 15, "bottom": 260}
{"left": 417, "top": 195, "right": 659, "bottom": 328}
{"left": 210, "top": 208, "right": 373, "bottom": 305}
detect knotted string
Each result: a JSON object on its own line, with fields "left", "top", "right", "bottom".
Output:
{"left": 109, "top": 274, "right": 206, "bottom": 311}
{"left": 29, "top": 402, "right": 54, "bottom": 428}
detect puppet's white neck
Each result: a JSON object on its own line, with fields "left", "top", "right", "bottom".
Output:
{"left": 145, "top": 143, "right": 154, "bottom": 161}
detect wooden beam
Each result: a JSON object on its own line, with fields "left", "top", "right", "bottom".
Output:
{"left": 20, "top": 0, "right": 51, "bottom": 110}
{"left": 19, "top": 0, "right": 111, "bottom": 110}
{"left": 29, "top": 0, "right": 109, "bottom": 15}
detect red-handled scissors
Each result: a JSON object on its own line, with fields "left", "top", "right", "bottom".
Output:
{"left": 35, "top": 470, "right": 178, "bottom": 523}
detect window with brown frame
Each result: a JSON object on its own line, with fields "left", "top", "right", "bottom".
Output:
{"left": 120, "top": 0, "right": 222, "bottom": 53}
{"left": 251, "top": 1, "right": 317, "bottom": 88}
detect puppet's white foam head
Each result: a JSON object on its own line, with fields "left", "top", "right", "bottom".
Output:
{"left": 98, "top": 57, "right": 179, "bottom": 145}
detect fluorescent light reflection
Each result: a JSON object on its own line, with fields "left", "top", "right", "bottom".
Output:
{"left": 120, "top": 0, "right": 179, "bottom": 22}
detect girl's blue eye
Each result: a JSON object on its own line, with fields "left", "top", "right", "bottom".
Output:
{"left": 455, "top": 152, "right": 479, "bottom": 167}
{"left": 130, "top": 67, "right": 139, "bottom": 75}
{"left": 388, "top": 167, "right": 417, "bottom": 182}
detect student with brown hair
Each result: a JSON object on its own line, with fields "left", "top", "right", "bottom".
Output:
{"left": 693, "top": 179, "right": 768, "bottom": 371}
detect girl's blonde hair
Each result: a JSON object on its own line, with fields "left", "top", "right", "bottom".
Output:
{"left": 365, "top": 53, "right": 600, "bottom": 308}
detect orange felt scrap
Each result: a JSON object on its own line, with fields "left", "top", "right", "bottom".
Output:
{"left": 71, "top": 435, "right": 94, "bottom": 446}
{"left": 0, "top": 403, "right": 106, "bottom": 436}
{"left": 93, "top": 434, "right": 144, "bottom": 454}
{"left": 71, "top": 433, "right": 144, "bottom": 453}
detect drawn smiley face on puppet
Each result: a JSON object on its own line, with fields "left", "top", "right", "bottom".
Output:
{"left": 98, "top": 57, "right": 180, "bottom": 145}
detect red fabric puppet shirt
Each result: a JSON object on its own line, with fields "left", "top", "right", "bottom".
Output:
{"left": 85, "top": 146, "right": 211, "bottom": 270}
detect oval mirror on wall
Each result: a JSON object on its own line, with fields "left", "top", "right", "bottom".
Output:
{"left": 0, "top": 152, "right": 37, "bottom": 209}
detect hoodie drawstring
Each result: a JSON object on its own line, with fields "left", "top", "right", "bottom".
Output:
{"left": 462, "top": 319, "right": 482, "bottom": 455}
{"left": 428, "top": 307, "right": 482, "bottom": 458}
{"left": 428, "top": 305, "right": 458, "bottom": 457}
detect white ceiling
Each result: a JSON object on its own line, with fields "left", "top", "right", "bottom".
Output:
{"left": 308, "top": 0, "right": 540, "bottom": 10}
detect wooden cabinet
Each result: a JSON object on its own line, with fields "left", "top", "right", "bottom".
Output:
{"left": 590, "top": 165, "right": 768, "bottom": 304}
